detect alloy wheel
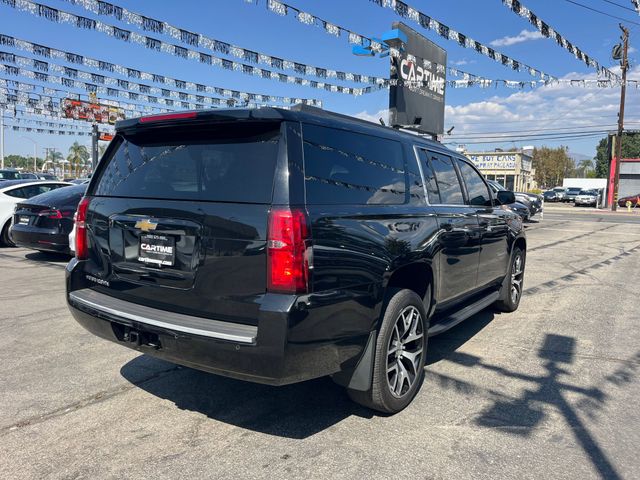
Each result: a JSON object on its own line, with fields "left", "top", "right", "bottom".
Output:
{"left": 386, "top": 306, "right": 424, "bottom": 398}
{"left": 510, "top": 253, "right": 524, "bottom": 305}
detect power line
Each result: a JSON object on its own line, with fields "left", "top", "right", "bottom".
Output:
{"left": 450, "top": 130, "right": 612, "bottom": 140}
{"left": 595, "top": 0, "right": 638, "bottom": 14}
{"left": 562, "top": 0, "right": 640, "bottom": 25}
{"left": 444, "top": 132, "right": 609, "bottom": 145}
{"left": 446, "top": 114, "right": 640, "bottom": 126}
{"left": 449, "top": 121, "right": 640, "bottom": 136}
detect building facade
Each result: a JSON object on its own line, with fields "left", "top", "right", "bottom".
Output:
{"left": 463, "top": 149, "right": 535, "bottom": 192}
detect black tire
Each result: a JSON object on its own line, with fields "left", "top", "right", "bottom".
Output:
{"left": 494, "top": 247, "right": 525, "bottom": 312}
{"left": 0, "top": 220, "right": 15, "bottom": 247}
{"left": 348, "top": 288, "right": 429, "bottom": 414}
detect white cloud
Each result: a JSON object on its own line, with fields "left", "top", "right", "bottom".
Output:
{"left": 490, "top": 29, "right": 544, "bottom": 47}
{"left": 629, "top": 46, "right": 637, "bottom": 54}
{"left": 354, "top": 108, "right": 389, "bottom": 125}
{"left": 352, "top": 67, "right": 640, "bottom": 156}
{"left": 451, "top": 59, "right": 474, "bottom": 66}
{"left": 444, "top": 66, "right": 640, "bottom": 153}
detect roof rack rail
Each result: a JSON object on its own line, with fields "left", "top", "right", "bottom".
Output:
{"left": 290, "top": 103, "right": 389, "bottom": 130}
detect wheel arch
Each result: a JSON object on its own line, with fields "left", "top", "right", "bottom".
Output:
{"left": 384, "top": 261, "right": 435, "bottom": 317}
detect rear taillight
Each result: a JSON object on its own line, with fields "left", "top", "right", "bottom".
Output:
{"left": 38, "top": 209, "right": 73, "bottom": 219}
{"left": 75, "top": 196, "right": 92, "bottom": 260}
{"left": 267, "top": 208, "right": 310, "bottom": 294}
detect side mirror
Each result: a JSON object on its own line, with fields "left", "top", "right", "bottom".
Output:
{"left": 496, "top": 190, "right": 515, "bottom": 205}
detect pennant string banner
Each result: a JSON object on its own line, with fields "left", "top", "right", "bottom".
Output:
{"left": 49, "top": 0, "right": 484, "bottom": 89}
{"left": 0, "top": 0, "right": 384, "bottom": 96}
{"left": 5, "top": 122, "right": 93, "bottom": 135}
{"left": 500, "top": 0, "right": 619, "bottom": 80}
{"left": 633, "top": 1, "right": 640, "bottom": 15}
{"left": 58, "top": 0, "right": 388, "bottom": 87}
{"left": 250, "top": 0, "right": 557, "bottom": 80}
{"left": 0, "top": 64, "right": 231, "bottom": 110}
{"left": 0, "top": 45, "right": 321, "bottom": 107}
{"left": 4, "top": 114, "right": 93, "bottom": 130}
{"left": 0, "top": 80, "right": 182, "bottom": 115}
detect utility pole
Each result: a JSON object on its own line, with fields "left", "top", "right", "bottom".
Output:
{"left": 612, "top": 24, "right": 629, "bottom": 212}
{"left": 0, "top": 109, "right": 4, "bottom": 169}
{"left": 91, "top": 123, "right": 99, "bottom": 170}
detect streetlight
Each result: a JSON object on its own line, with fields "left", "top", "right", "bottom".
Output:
{"left": 20, "top": 135, "right": 38, "bottom": 172}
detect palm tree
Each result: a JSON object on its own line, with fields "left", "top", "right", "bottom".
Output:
{"left": 67, "top": 142, "right": 90, "bottom": 178}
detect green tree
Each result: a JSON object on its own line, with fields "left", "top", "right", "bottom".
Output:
{"left": 532, "top": 146, "right": 575, "bottom": 188}
{"left": 67, "top": 142, "right": 90, "bottom": 178}
{"left": 575, "top": 158, "right": 594, "bottom": 178}
{"left": 594, "top": 133, "right": 640, "bottom": 177}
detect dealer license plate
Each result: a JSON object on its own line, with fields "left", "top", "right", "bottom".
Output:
{"left": 138, "top": 234, "right": 175, "bottom": 267}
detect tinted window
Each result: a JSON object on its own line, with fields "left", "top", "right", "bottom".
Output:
{"left": 27, "top": 184, "right": 87, "bottom": 206}
{"left": 303, "top": 124, "right": 406, "bottom": 205}
{"left": 416, "top": 149, "right": 441, "bottom": 204}
{"left": 93, "top": 123, "right": 281, "bottom": 203}
{"left": 0, "top": 170, "right": 20, "bottom": 180}
{"left": 427, "top": 152, "right": 464, "bottom": 205}
{"left": 456, "top": 159, "right": 492, "bottom": 207}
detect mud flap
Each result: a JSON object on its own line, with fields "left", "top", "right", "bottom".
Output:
{"left": 346, "top": 330, "right": 376, "bottom": 392}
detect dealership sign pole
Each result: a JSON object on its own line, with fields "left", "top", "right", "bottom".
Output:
{"left": 0, "top": 108, "right": 4, "bottom": 169}
{"left": 611, "top": 25, "right": 630, "bottom": 212}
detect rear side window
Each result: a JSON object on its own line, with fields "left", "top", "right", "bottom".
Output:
{"left": 302, "top": 124, "right": 406, "bottom": 205}
{"left": 427, "top": 152, "right": 464, "bottom": 205}
{"left": 456, "top": 159, "right": 492, "bottom": 207}
{"left": 93, "top": 123, "right": 281, "bottom": 203}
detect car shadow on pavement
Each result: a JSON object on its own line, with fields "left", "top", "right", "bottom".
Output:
{"left": 24, "top": 251, "right": 71, "bottom": 263}
{"left": 120, "top": 310, "right": 499, "bottom": 439}
{"left": 120, "top": 355, "right": 372, "bottom": 439}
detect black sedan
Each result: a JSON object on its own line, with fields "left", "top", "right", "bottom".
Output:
{"left": 10, "top": 184, "right": 86, "bottom": 254}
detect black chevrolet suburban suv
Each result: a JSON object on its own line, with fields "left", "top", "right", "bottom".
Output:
{"left": 66, "top": 106, "right": 526, "bottom": 413}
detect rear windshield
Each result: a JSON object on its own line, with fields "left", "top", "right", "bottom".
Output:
{"left": 27, "top": 184, "right": 87, "bottom": 206}
{"left": 93, "top": 122, "right": 281, "bottom": 203}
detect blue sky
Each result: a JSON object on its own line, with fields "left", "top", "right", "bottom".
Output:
{"left": 1, "top": 0, "right": 639, "bottom": 161}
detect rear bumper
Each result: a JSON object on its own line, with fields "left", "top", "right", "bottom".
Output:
{"left": 66, "top": 260, "right": 372, "bottom": 386}
{"left": 10, "top": 225, "right": 70, "bottom": 253}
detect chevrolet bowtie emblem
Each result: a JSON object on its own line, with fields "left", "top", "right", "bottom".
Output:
{"left": 134, "top": 218, "right": 158, "bottom": 232}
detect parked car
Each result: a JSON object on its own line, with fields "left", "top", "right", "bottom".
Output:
{"left": 19, "top": 172, "right": 39, "bottom": 179}
{"left": 68, "top": 178, "right": 91, "bottom": 185}
{"left": 486, "top": 180, "right": 533, "bottom": 221}
{"left": 0, "top": 180, "right": 72, "bottom": 246}
{"left": 0, "top": 168, "right": 21, "bottom": 181}
{"left": 507, "top": 201, "right": 532, "bottom": 221}
{"left": 574, "top": 189, "right": 600, "bottom": 207}
{"left": 515, "top": 191, "right": 543, "bottom": 215}
{"left": 66, "top": 106, "right": 526, "bottom": 414}
{"left": 543, "top": 190, "right": 561, "bottom": 202}
{"left": 618, "top": 193, "right": 640, "bottom": 208}
{"left": 552, "top": 187, "right": 567, "bottom": 201}
{"left": 10, "top": 184, "right": 87, "bottom": 254}
{"left": 36, "top": 173, "right": 59, "bottom": 181}
{"left": 564, "top": 187, "right": 582, "bottom": 202}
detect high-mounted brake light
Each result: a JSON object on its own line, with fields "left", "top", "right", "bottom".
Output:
{"left": 75, "top": 196, "right": 92, "bottom": 260}
{"left": 139, "top": 112, "right": 197, "bottom": 123}
{"left": 267, "top": 208, "right": 311, "bottom": 294}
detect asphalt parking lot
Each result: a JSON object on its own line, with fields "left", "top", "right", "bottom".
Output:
{"left": 1, "top": 208, "right": 640, "bottom": 480}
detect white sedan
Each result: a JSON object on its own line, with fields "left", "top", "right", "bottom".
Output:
{"left": 0, "top": 180, "right": 72, "bottom": 246}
